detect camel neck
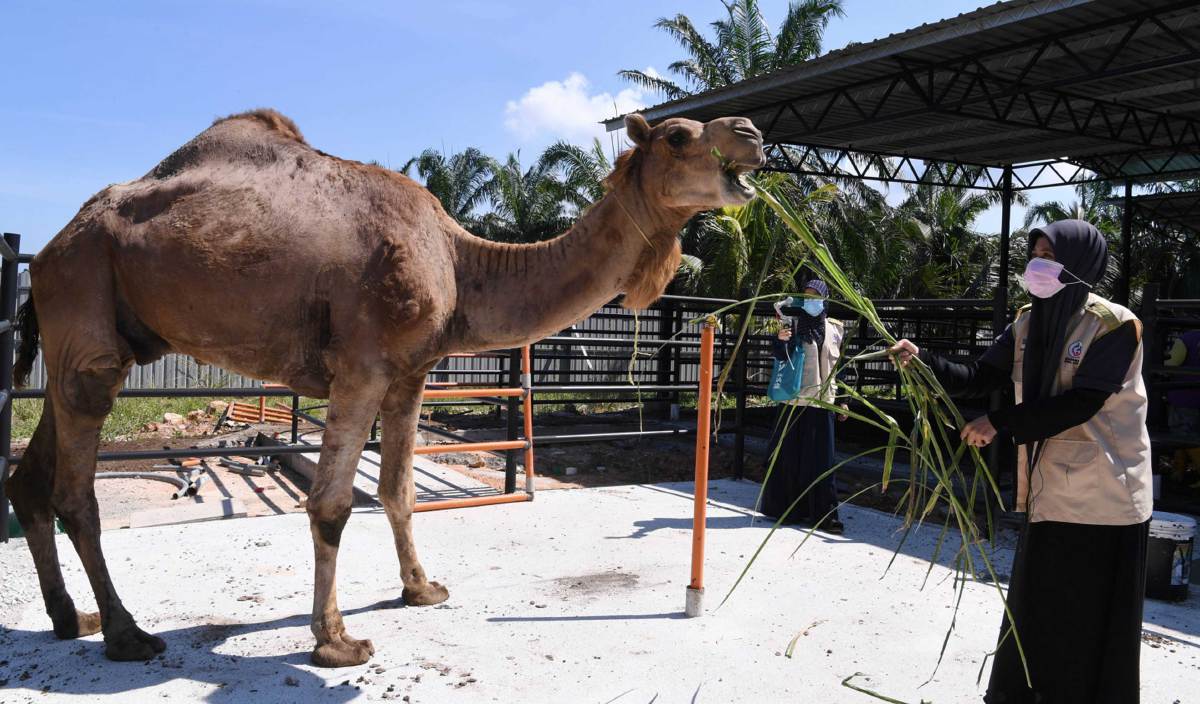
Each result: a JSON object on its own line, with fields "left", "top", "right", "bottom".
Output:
{"left": 448, "top": 191, "right": 688, "bottom": 352}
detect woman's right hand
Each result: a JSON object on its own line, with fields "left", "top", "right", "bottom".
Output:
{"left": 777, "top": 329, "right": 793, "bottom": 342}
{"left": 888, "top": 339, "right": 920, "bottom": 368}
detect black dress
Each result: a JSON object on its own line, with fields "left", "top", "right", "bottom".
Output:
{"left": 762, "top": 404, "right": 836, "bottom": 524}
{"left": 922, "top": 322, "right": 1148, "bottom": 703}
{"left": 761, "top": 333, "right": 838, "bottom": 524}
{"left": 985, "top": 519, "right": 1149, "bottom": 704}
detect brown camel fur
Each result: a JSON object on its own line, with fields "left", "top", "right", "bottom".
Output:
{"left": 5, "top": 109, "right": 764, "bottom": 667}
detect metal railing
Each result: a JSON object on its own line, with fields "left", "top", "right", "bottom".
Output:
{"left": 0, "top": 234, "right": 20, "bottom": 540}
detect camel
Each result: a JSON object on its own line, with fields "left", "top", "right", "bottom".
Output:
{"left": 5, "top": 108, "right": 764, "bottom": 667}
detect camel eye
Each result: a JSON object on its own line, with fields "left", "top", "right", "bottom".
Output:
{"left": 666, "top": 130, "right": 689, "bottom": 148}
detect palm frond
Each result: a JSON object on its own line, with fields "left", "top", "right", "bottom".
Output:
{"left": 616, "top": 69, "right": 689, "bottom": 100}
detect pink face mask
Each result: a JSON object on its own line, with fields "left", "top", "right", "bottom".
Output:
{"left": 1021, "top": 257, "right": 1091, "bottom": 299}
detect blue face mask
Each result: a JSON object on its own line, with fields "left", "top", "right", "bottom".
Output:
{"left": 802, "top": 299, "right": 825, "bottom": 317}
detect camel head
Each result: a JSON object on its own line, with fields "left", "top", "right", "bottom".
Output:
{"left": 610, "top": 113, "right": 766, "bottom": 211}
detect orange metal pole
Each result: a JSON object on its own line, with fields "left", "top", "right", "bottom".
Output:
{"left": 412, "top": 493, "right": 531, "bottom": 513}
{"left": 686, "top": 318, "right": 716, "bottom": 617}
{"left": 257, "top": 395, "right": 266, "bottom": 423}
{"left": 422, "top": 387, "right": 525, "bottom": 399}
{"left": 414, "top": 440, "right": 527, "bottom": 455}
{"left": 521, "top": 346, "right": 535, "bottom": 492}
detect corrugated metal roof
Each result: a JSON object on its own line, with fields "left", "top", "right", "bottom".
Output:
{"left": 1127, "top": 189, "right": 1200, "bottom": 234}
{"left": 606, "top": 0, "right": 1200, "bottom": 181}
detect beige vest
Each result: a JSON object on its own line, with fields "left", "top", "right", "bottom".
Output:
{"left": 784, "top": 318, "right": 844, "bottom": 407}
{"left": 1011, "top": 294, "right": 1152, "bottom": 525}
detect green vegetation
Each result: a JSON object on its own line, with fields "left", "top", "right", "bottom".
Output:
{"left": 12, "top": 397, "right": 216, "bottom": 443}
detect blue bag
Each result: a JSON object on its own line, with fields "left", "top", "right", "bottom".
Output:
{"left": 768, "top": 343, "right": 806, "bottom": 402}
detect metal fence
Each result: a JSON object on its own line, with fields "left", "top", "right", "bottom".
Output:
{"left": 0, "top": 235, "right": 23, "bottom": 540}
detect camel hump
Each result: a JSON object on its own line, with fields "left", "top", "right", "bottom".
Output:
{"left": 149, "top": 109, "right": 310, "bottom": 179}
{"left": 212, "top": 109, "right": 307, "bottom": 144}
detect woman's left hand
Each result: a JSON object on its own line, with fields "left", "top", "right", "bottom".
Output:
{"left": 960, "top": 415, "right": 997, "bottom": 448}
{"left": 837, "top": 404, "right": 849, "bottom": 422}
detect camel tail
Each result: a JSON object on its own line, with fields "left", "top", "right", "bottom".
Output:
{"left": 13, "top": 297, "right": 39, "bottom": 387}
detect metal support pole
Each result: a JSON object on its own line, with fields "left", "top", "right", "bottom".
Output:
{"left": 521, "top": 346, "right": 535, "bottom": 494}
{"left": 1141, "top": 283, "right": 1163, "bottom": 428}
{"left": 0, "top": 234, "right": 22, "bottom": 542}
{"left": 733, "top": 341, "right": 747, "bottom": 480}
{"left": 990, "top": 169, "right": 1013, "bottom": 492}
{"left": 686, "top": 318, "right": 716, "bottom": 617}
{"left": 290, "top": 394, "right": 300, "bottom": 444}
{"left": 654, "top": 299, "right": 675, "bottom": 419}
{"left": 504, "top": 348, "right": 520, "bottom": 494}
{"left": 557, "top": 343, "right": 569, "bottom": 386}
{"left": 1119, "top": 179, "right": 1133, "bottom": 306}
{"left": 671, "top": 304, "right": 683, "bottom": 419}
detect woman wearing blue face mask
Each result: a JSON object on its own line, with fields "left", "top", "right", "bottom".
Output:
{"left": 763, "top": 279, "right": 848, "bottom": 534}
{"left": 890, "top": 220, "right": 1151, "bottom": 703}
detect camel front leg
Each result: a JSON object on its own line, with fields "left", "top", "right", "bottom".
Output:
{"left": 379, "top": 377, "right": 449, "bottom": 606}
{"left": 307, "top": 380, "right": 387, "bottom": 668}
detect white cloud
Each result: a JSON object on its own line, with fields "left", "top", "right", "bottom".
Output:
{"left": 503, "top": 70, "right": 658, "bottom": 147}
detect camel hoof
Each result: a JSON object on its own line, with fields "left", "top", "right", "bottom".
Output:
{"left": 311, "top": 636, "right": 375, "bottom": 668}
{"left": 403, "top": 580, "right": 449, "bottom": 606}
{"left": 52, "top": 610, "right": 102, "bottom": 639}
{"left": 104, "top": 626, "right": 167, "bottom": 661}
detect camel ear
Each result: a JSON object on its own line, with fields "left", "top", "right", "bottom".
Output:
{"left": 624, "top": 114, "right": 652, "bottom": 148}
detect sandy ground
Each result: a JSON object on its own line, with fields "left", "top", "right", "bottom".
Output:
{"left": 1, "top": 478, "right": 1197, "bottom": 703}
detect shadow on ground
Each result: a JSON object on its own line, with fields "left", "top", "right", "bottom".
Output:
{"left": 0, "top": 599, "right": 410, "bottom": 703}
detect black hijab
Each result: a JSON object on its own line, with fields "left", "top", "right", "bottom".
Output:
{"left": 1022, "top": 219, "right": 1109, "bottom": 404}
{"left": 793, "top": 278, "right": 829, "bottom": 346}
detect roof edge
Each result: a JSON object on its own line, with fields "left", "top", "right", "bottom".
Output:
{"left": 603, "top": 0, "right": 1095, "bottom": 131}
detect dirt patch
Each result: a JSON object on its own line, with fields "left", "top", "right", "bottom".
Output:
{"left": 553, "top": 571, "right": 640, "bottom": 595}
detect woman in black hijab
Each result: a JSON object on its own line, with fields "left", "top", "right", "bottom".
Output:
{"left": 891, "top": 220, "right": 1153, "bottom": 703}
{"left": 763, "top": 279, "right": 849, "bottom": 534}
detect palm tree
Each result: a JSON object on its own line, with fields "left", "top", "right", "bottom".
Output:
{"left": 478, "top": 152, "right": 573, "bottom": 243}
{"left": 816, "top": 193, "right": 928, "bottom": 299}
{"left": 1022, "top": 181, "right": 1120, "bottom": 235}
{"left": 401, "top": 147, "right": 495, "bottom": 231}
{"left": 619, "top": 0, "right": 845, "bottom": 99}
{"left": 896, "top": 170, "right": 1029, "bottom": 298}
{"left": 537, "top": 138, "right": 613, "bottom": 212}
{"left": 676, "top": 173, "right": 837, "bottom": 298}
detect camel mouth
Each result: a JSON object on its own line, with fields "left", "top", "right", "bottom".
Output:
{"left": 721, "top": 159, "right": 759, "bottom": 200}
{"left": 732, "top": 126, "right": 761, "bottom": 141}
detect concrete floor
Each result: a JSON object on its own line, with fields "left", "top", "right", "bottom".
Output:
{"left": 1, "top": 479, "right": 1197, "bottom": 703}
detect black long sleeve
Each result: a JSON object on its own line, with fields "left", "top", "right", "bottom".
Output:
{"left": 989, "top": 388, "right": 1110, "bottom": 444}
{"left": 917, "top": 324, "right": 1016, "bottom": 399}
{"left": 919, "top": 351, "right": 1010, "bottom": 399}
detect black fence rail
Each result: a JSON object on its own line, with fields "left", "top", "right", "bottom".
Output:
{"left": 0, "top": 234, "right": 21, "bottom": 540}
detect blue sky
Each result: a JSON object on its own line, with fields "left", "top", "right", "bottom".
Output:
{"left": 1, "top": 0, "right": 1074, "bottom": 253}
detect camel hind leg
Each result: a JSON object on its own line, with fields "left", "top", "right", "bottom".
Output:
{"left": 31, "top": 231, "right": 165, "bottom": 661}
{"left": 46, "top": 349, "right": 166, "bottom": 661}
{"left": 5, "top": 395, "right": 102, "bottom": 638}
